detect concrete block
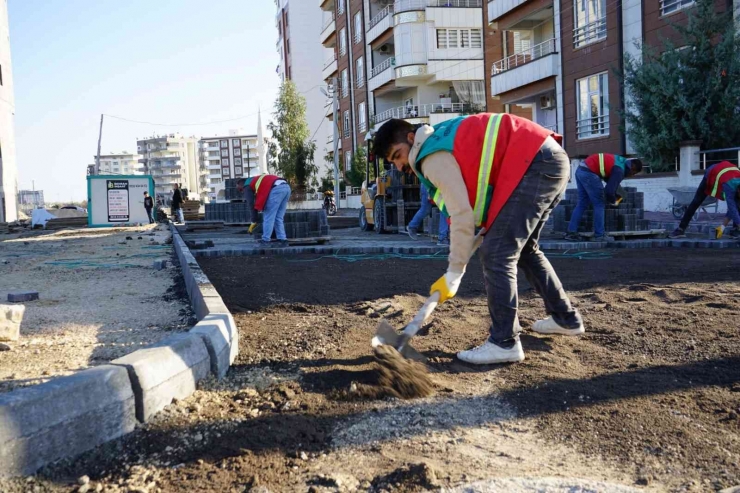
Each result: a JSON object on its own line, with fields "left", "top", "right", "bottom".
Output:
{"left": 0, "top": 365, "right": 136, "bottom": 477}
{"left": 112, "top": 333, "right": 210, "bottom": 422}
{"left": 0, "top": 304, "right": 25, "bottom": 342}
{"left": 201, "top": 313, "right": 239, "bottom": 365}
{"left": 7, "top": 292, "right": 38, "bottom": 303}
{"left": 191, "top": 320, "right": 231, "bottom": 379}
{"left": 152, "top": 259, "right": 168, "bottom": 270}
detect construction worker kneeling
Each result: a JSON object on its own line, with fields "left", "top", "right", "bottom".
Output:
{"left": 374, "top": 114, "right": 584, "bottom": 365}
{"left": 237, "top": 174, "right": 292, "bottom": 247}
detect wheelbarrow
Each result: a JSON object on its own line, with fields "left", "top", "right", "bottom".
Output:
{"left": 667, "top": 187, "right": 718, "bottom": 220}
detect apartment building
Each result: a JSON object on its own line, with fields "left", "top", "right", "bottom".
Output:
{"left": 484, "top": 0, "right": 728, "bottom": 158}
{"left": 137, "top": 134, "right": 207, "bottom": 204}
{"left": 277, "top": 0, "right": 335, "bottom": 179}
{"left": 199, "top": 128, "right": 267, "bottom": 201}
{"left": 92, "top": 152, "right": 143, "bottom": 176}
{"left": 321, "top": 0, "right": 487, "bottom": 172}
{"left": 0, "top": 2, "right": 18, "bottom": 222}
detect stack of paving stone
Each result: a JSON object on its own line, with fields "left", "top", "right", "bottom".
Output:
{"left": 552, "top": 186, "right": 649, "bottom": 233}
{"left": 223, "top": 178, "right": 242, "bottom": 201}
{"left": 181, "top": 200, "right": 202, "bottom": 221}
{"left": 252, "top": 210, "right": 329, "bottom": 239}
{"left": 205, "top": 202, "right": 251, "bottom": 223}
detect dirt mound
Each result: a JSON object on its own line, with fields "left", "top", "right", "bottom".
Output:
{"left": 371, "top": 462, "right": 440, "bottom": 491}
{"left": 351, "top": 344, "right": 434, "bottom": 400}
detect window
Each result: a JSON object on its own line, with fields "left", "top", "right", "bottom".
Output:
{"left": 356, "top": 57, "right": 364, "bottom": 88}
{"left": 358, "top": 102, "right": 367, "bottom": 132}
{"left": 339, "top": 28, "right": 347, "bottom": 56}
{"left": 354, "top": 12, "right": 362, "bottom": 44}
{"left": 220, "top": 140, "right": 228, "bottom": 148}
{"left": 660, "top": 0, "right": 694, "bottom": 15}
{"left": 221, "top": 168, "right": 230, "bottom": 177}
{"left": 576, "top": 72, "right": 609, "bottom": 139}
{"left": 470, "top": 29, "right": 483, "bottom": 48}
{"left": 221, "top": 149, "right": 229, "bottom": 157}
{"left": 338, "top": 0, "right": 344, "bottom": 14}
{"left": 233, "top": 148, "right": 241, "bottom": 157}
{"left": 345, "top": 151, "right": 352, "bottom": 172}
{"left": 437, "top": 29, "right": 460, "bottom": 49}
{"left": 341, "top": 69, "right": 349, "bottom": 97}
{"left": 343, "top": 110, "right": 350, "bottom": 138}
{"left": 573, "top": 0, "right": 606, "bottom": 48}
{"left": 235, "top": 167, "right": 243, "bottom": 176}
{"left": 232, "top": 139, "right": 240, "bottom": 147}
{"left": 234, "top": 158, "right": 242, "bottom": 166}
{"left": 222, "top": 158, "right": 230, "bottom": 167}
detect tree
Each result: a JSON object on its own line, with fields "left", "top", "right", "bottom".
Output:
{"left": 266, "top": 81, "right": 318, "bottom": 190}
{"left": 345, "top": 147, "right": 367, "bottom": 188}
{"left": 618, "top": 0, "right": 740, "bottom": 170}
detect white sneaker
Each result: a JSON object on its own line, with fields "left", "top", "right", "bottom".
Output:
{"left": 532, "top": 316, "right": 585, "bottom": 336}
{"left": 457, "top": 340, "right": 525, "bottom": 365}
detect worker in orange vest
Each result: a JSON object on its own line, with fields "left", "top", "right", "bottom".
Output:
{"left": 669, "top": 161, "right": 740, "bottom": 239}
{"left": 237, "top": 175, "right": 292, "bottom": 247}
{"left": 374, "top": 114, "right": 583, "bottom": 365}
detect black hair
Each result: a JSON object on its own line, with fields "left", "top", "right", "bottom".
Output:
{"left": 374, "top": 119, "right": 415, "bottom": 160}
{"left": 629, "top": 159, "right": 643, "bottom": 176}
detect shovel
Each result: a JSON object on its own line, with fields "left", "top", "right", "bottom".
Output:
{"left": 371, "top": 229, "right": 487, "bottom": 362}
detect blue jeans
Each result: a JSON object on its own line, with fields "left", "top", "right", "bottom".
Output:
{"left": 479, "top": 138, "right": 581, "bottom": 348}
{"left": 568, "top": 167, "right": 605, "bottom": 236}
{"left": 262, "top": 183, "right": 291, "bottom": 241}
{"left": 408, "top": 186, "right": 449, "bottom": 240}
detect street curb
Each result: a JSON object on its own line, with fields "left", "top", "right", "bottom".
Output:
{"left": 0, "top": 225, "right": 239, "bottom": 477}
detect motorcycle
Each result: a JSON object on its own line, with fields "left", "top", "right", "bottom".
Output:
{"left": 323, "top": 191, "right": 337, "bottom": 216}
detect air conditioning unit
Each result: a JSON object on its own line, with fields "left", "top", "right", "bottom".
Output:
{"left": 540, "top": 95, "right": 555, "bottom": 110}
{"left": 379, "top": 44, "right": 390, "bottom": 54}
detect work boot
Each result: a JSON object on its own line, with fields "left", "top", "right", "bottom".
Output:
{"left": 407, "top": 227, "right": 420, "bottom": 240}
{"left": 276, "top": 240, "right": 290, "bottom": 248}
{"left": 457, "top": 340, "right": 524, "bottom": 365}
{"left": 532, "top": 316, "right": 585, "bottom": 336}
{"left": 669, "top": 228, "right": 686, "bottom": 238}
{"left": 592, "top": 234, "right": 614, "bottom": 242}
{"left": 730, "top": 228, "right": 740, "bottom": 239}
{"left": 255, "top": 239, "right": 272, "bottom": 248}
{"left": 437, "top": 237, "right": 450, "bottom": 247}
{"left": 564, "top": 232, "right": 580, "bottom": 242}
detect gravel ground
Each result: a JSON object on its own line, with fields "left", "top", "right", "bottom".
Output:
{"left": 0, "top": 225, "right": 193, "bottom": 393}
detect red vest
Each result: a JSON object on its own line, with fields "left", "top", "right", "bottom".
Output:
{"left": 452, "top": 114, "right": 560, "bottom": 230}
{"left": 247, "top": 174, "right": 280, "bottom": 211}
{"left": 585, "top": 154, "right": 617, "bottom": 179}
{"left": 705, "top": 161, "right": 740, "bottom": 200}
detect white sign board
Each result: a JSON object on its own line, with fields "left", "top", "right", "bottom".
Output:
{"left": 88, "top": 176, "right": 154, "bottom": 227}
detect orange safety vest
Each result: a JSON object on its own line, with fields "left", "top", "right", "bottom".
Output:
{"left": 705, "top": 161, "right": 740, "bottom": 200}
{"left": 245, "top": 174, "right": 280, "bottom": 211}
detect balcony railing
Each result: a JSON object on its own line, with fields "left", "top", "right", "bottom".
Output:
{"left": 321, "top": 13, "right": 336, "bottom": 33}
{"left": 369, "top": 5, "right": 393, "bottom": 29}
{"left": 573, "top": 17, "right": 606, "bottom": 48}
{"left": 357, "top": 74, "right": 365, "bottom": 88}
{"left": 576, "top": 114, "right": 609, "bottom": 139}
{"left": 359, "top": 120, "right": 368, "bottom": 132}
{"left": 491, "top": 38, "right": 556, "bottom": 75}
{"left": 428, "top": 0, "right": 482, "bottom": 6}
{"left": 371, "top": 57, "right": 395, "bottom": 78}
{"left": 375, "top": 102, "right": 476, "bottom": 123}
{"left": 394, "top": 0, "right": 426, "bottom": 13}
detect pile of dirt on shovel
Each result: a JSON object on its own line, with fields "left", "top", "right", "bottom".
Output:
{"left": 349, "top": 344, "right": 435, "bottom": 399}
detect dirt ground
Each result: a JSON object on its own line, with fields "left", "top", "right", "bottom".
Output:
{"left": 3, "top": 248, "right": 740, "bottom": 493}
{"left": 0, "top": 226, "right": 193, "bottom": 393}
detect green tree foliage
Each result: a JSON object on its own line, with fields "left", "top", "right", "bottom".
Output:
{"left": 345, "top": 147, "right": 367, "bottom": 188}
{"left": 266, "top": 81, "right": 318, "bottom": 190}
{"left": 618, "top": 0, "right": 740, "bottom": 170}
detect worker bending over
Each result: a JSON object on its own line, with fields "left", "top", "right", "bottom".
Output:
{"left": 669, "top": 161, "right": 740, "bottom": 239}
{"left": 237, "top": 175, "right": 292, "bottom": 247}
{"left": 374, "top": 114, "right": 583, "bottom": 365}
{"left": 565, "top": 153, "right": 643, "bottom": 241}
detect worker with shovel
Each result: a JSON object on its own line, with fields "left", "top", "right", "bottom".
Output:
{"left": 374, "top": 115, "right": 583, "bottom": 365}
{"left": 669, "top": 161, "right": 740, "bottom": 239}
{"left": 565, "top": 154, "right": 643, "bottom": 241}
{"left": 237, "top": 175, "right": 292, "bottom": 247}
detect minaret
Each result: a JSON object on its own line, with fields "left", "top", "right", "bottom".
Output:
{"left": 257, "top": 108, "right": 268, "bottom": 174}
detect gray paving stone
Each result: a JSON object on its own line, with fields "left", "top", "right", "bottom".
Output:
{"left": 7, "top": 291, "right": 39, "bottom": 303}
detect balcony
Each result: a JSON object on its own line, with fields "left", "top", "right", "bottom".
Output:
{"left": 428, "top": 0, "right": 482, "bottom": 6}
{"left": 320, "top": 15, "right": 336, "bottom": 45}
{"left": 491, "top": 38, "right": 558, "bottom": 96}
{"left": 488, "top": 0, "right": 528, "bottom": 22}
{"left": 573, "top": 18, "right": 607, "bottom": 48}
{"left": 374, "top": 102, "right": 475, "bottom": 125}
{"left": 367, "top": 5, "right": 394, "bottom": 44}
{"left": 322, "top": 54, "right": 338, "bottom": 81}
{"left": 369, "top": 57, "right": 396, "bottom": 92}
{"left": 394, "top": 0, "right": 426, "bottom": 13}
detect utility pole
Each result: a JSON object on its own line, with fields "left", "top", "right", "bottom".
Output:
{"left": 246, "top": 145, "right": 251, "bottom": 178}
{"left": 96, "top": 114, "right": 104, "bottom": 174}
{"left": 331, "top": 77, "right": 341, "bottom": 209}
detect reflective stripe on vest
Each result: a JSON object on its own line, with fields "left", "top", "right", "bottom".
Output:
{"left": 432, "top": 189, "right": 445, "bottom": 213}
{"left": 255, "top": 175, "right": 267, "bottom": 193}
{"left": 711, "top": 166, "right": 740, "bottom": 197}
{"left": 473, "top": 114, "right": 503, "bottom": 227}
{"left": 598, "top": 154, "right": 606, "bottom": 178}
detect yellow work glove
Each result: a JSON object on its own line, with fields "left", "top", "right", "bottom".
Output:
{"left": 715, "top": 225, "right": 724, "bottom": 239}
{"left": 430, "top": 271, "right": 464, "bottom": 304}
{"left": 248, "top": 223, "right": 257, "bottom": 234}
{"left": 615, "top": 195, "right": 624, "bottom": 206}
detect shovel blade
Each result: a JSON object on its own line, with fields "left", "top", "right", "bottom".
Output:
{"left": 372, "top": 320, "right": 427, "bottom": 362}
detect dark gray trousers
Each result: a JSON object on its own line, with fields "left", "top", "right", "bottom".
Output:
{"left": 478, "top": 139, "right": 582, "bottom": 348}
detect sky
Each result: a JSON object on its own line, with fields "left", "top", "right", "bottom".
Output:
{"left": 8, "top": 0, "right": 280, "bottom": 202}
